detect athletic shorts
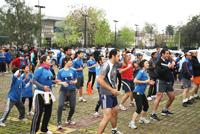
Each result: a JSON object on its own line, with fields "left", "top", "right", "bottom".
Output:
{"left": 182, "top": 78, "right": 192, "bottom": 88}
{"left": 76, "top": 77, "right": 84, "bottom": 89}
{"left": 121, "top": 79, "right": 134, "bottom": 93}
{"left": 156, "top": 80, "right": 174, "bottom": 93}
{"left": 193, "top": 76, "right": 200, "bottom": 85}
{"left": 100, "top": 94, "right": 118, "bottom": 109}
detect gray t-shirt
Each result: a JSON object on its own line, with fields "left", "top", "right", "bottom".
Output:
{"left": 99, "top": 60, "right": 118, "bottom": 95}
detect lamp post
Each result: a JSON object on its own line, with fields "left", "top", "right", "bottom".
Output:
{"left": 82, "top": 14, "right": 88, "bottom": 48}
{"left": 135, "top": 24, "right": 138, "bottom": 47}
{"left": 113, "top": 20, "right": 118, "bottom": 47}
{"left": 35, "top": 1, "right": 45, "bottom": 48}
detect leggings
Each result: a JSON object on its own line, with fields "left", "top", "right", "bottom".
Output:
{"left": 22, "top": 97, "right": 33, "bottom": 112}
{"left": 87, "top": 72, "right": 96, "bottom": 88}
{"left": 94, "top": 87, "right": 101, "bottom": 112}
{"left": 133, "top": 92, "right": 149, "bottom": 114}
{"left": 117, "top": 71, "right": 121, "bottom": 91}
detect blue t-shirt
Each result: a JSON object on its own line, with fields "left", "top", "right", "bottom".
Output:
{"left": 57, "top": 68, "right": 77, "bottom": 90}
{"left": 34, "top": 67, "right": 53, "bottom": 91}
{"left": 134, "top": 69, "right": 149, "bottom": 94}
{"left": 8, "top": 75, "right": 25, "bottom": 101}
{"left": 87, "top": 59, "right": 96, "bottom": 72}
{"left": 96, "top": 65, "right": 101, "bottom": 88}
{"left": 21, "top": 73, "right": 34, "bottom": 97}
{"left": 73, "top": 58, "right": 84, "bottom": 78}
{"left": 5, "top": 52, "right": 11, "bottom": 63}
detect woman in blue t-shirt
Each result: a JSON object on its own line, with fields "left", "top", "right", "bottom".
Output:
{"left": 87, "top": 54, "right": 97, "bottom": 89}
{"left": 30, "top": 55, "right": 55, "bottom": 134}
{"left": 21, "top": 65, "right": 34, "bottom": 116}
{"left": 56, "top": 57, "right": 77, "bottom": 129}
{"left": 129, "top": 60, "right": 155, "bottom": 129}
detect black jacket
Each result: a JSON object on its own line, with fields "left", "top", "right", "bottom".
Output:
{"left": 190, "top": 56, "right": 200, "bottom": 77}
{"left": 147, "top": 58, "right": 157, "bottom": 79}
{"left": 155, "top": 58, "right": 174, "bottom": 82}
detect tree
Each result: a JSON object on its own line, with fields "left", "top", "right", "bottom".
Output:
{"left": 0, "top": 0, "right": 39, "bottom": 46}
{"left": 179, "top": 15, "right": 200, "bottom": 49}
{"left": 117, "top": 27, "right": 135, "bottom": 48}
{"left": 53, "top": 7, "right": 112, "bottom": 47}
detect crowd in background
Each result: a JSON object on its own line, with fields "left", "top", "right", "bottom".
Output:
{"left": 0, "top": 46, "right": 200, "bottom": 134}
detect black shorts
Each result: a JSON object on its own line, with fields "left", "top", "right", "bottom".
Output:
{"left": 76, "top": 77, "right": 84, "bottom": 89}
{"left": 156, "top": 80, "right": 174, "bottom": 93}
{"left": 100, "top": 94, "right": 118, "bottom": 109}
{"left": 121, "top": 79, "right": 134, "bottom": 93}
{"left": 182, "top": 78, "right": 192, "bottom": 89}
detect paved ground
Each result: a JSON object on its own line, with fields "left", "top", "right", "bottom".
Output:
{"left": 0, "top": 72, "right": 200, "bottom": 134}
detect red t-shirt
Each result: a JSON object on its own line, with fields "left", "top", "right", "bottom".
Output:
{"left": 120, "top": 62, "right": 134, "bottom": 80}
{"left": 11, "top": 58, "right": 21, "bottom": 68}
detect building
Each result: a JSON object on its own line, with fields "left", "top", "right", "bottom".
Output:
{"left": 42, "top": 16, "right": 64, "bottom": 46}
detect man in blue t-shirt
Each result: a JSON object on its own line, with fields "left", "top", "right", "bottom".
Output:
{"left": 73, "top": 50, "right": 86, "bottom": 102}
{"left": 56, "top": 56, "right": 77, "bottom": 128}
{"left": 87, "top": 54, "right": 97, "bottom": 89}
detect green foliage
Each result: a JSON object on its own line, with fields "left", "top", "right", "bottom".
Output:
{"left": 166, "top": 25, "right": 174, "bottom": 36}
{"left": 180, "top": 15, "right": 200, "bottom": 48}
{"left": 143, "top": 22, "right": 156, "bottom": 34}
{"left": 94, "top": 19, "right": 112, "bottom": 46}
{"left": 0, "top": 0, "right": 39, "bottom": 45}
{"left": 117, "top": 27, "right": 135, "bottom": 48}
{"left": 53, "top": 7, "right": 112, "bottom": 47}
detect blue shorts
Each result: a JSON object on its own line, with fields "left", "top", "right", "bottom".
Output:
{"left": 121, "top": 79, "right": 134, "bottom": 93}
{"left": 100, "top": 94, "right": 118, "bottom": 109}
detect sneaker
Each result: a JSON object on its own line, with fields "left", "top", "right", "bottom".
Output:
{"left": 57, "top": 125, "right": 63, "bottom": 130}
{"left": 182, "top": 102, "right": 188, "bottom": 107}
{"left": 119, "top": 104, "right": 127, "bottom": 111}
{"left": 139, "top": 117, "right": 150, "bottom": 124}
{"left": 65, "top": 120, "right": 76, "bottom": 125}
{"left": 128, "top": 121, "right": 137, "bottom": 129}
{"left": 79, "top": 97, "right": 87, "bottom": 102}
{"left": 161, "top": 110, "right": 173, "bottom": 116}
{"left": 0, "top": 122, "right": 6, "bottom": 127}
{"left": 150, "top": 114, "right": 160, "bottom": 121}
{"left": 28, "top": 111, "right": 34, "bottom": 116}
{"left": 41, "top": 130, "right": 53, "bottom": 134}
{"left": 111, "top": 129, "right": 124, "bottom": 134}
{"left": 186, "top": 100, "right": 193, "bottom": 105}
{"left": 147, "top": 97, "right": 153, "bottom": 101}
{"left": 93, "top": 112, "right": 100, "bottom": 117}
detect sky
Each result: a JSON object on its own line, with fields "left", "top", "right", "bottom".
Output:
{"left": 1, "top": 0, "right": 200, "bottom": 32}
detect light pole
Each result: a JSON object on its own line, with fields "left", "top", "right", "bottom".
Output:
{"left": 35, "top": 1, "right": 45, "bottom": 48}
{"left": 113, "top": 20, "right": 118, "bottom": 47}
{"left": 135, "top": 24, "right": 138, "bottom": 47}
{"left": 82, "top": 14, "right": 88, "bottom": 48}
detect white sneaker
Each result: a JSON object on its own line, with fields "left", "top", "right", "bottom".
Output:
{"left": 139, "top": 117, "right": 150, "bottom": 124}
{"left": 128, "top": 121, "right": 137, "bottom": 129}
{"left": 65, "top": 120, "right": 76, "bottom": 125}
{"left": 93, "top": 112, "right": 100, "bottom": 117}
{"left": 28, "top": 111, "right": 34, "bottom": 116}
{"left": 57, "top": 125, "right": 63, "bottom": 130}
{"left": 45, "top": 130, "right": 53, "bottom": 134}
{"left": 147, "top": 97, "right": 153, "bottom": 101}
{"left": 0, "top": 122, "right": 6, "bottom": 127}
{"left": 79, "top": 97, "right": 87, "bottom": 102}
{"left": 119, "top": 104, "right": 127, "bottom": 111}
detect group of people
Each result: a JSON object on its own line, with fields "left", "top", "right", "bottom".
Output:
{"left": 0, "top": 46, "right": 199, "bottom": 134}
